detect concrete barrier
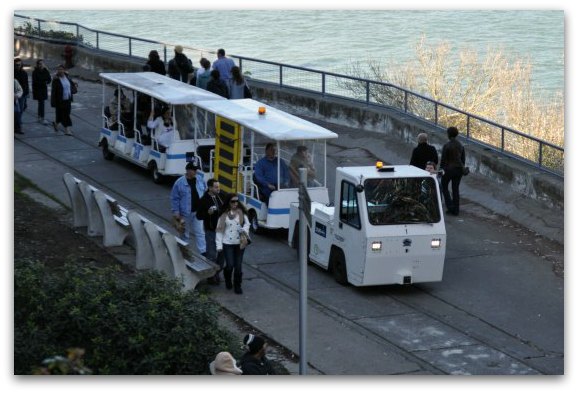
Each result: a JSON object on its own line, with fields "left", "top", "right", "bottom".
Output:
{"left": 93, "top": 190, "right": 131, "bottom": 247}
{"left": 126, "top": 211, "right": 155, "bottom": 271}
{"left": 63, "top": 172, "right": 88, "bottom": 227}
{"left": 78, "top": 181, "right": 104, "bottom": 237}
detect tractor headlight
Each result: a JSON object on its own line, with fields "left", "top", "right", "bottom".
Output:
{"left": 371, "top": 241, "right": 382, "bottom": 252}
{"left": 431, "top": 239, "right": 442, "bottom": 249}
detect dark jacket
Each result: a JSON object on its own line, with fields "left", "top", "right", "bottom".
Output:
{"left": 168, "top": 53, "right": 193, "bottom": 82}
{"left": 238, "top": 353, "right": 276, "bottom": 375}
{"left": 147, "top": 58, "right": 166, "bottom": 76}
{"left": 15, "top": 67, "right": 29, "bottom": 96}
{"left": 207, "top": 79, "right": 229, "bottom": 99}
{"left": 50, "top": 74, "right": 76, "bottom": 108}
{"left": 196, "top": 190, "right": 226, "bottom": 231}
{"left": 410, "top": 143, "right": 438, "bottom": 170}
{"left": 32, "top": 67, "right": 52, "bottom": 101}
{"left": 440, "top": 138, "right": 465, "bottom": 170}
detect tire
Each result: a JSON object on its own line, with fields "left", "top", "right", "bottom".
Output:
{"left": 330, "top": 250, "right": 348, "bottom": 285}
{"left": 149, "top": 161, "right": 164, "bottom": 184}
{"left": 102, "top": 140, "right": 114, "bottom": 160}
{"left": 248, "top": 209, "right": 260, "bottom": 234}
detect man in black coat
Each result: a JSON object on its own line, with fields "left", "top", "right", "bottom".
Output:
{"left": 14, "top": 58, "right": 29, "bottom": 128}
{"left": 410, "top": 133, "right": 438, "bottom": 170}
{"left": 440, "top": 126, "right": 466, "bottom": 216}
{"left": 196, "top": 178, "right": 226, "bottom": 284}
{"left": 167, "top": 45, "right": 193, "bottom": 82}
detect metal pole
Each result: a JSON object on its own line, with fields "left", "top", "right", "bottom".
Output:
{"left": 298, "top": 167, "right": 308, "bottom": 375}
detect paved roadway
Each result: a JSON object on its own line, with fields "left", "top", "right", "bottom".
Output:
{"left": 13, "top": 66, "right": 563, "bottom": 375}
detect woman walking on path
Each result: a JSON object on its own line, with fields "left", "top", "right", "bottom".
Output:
{"left": 215, "top": 193, "right": 250, "bottom": 294}
{"left": 50, "top": 64, "right": 77, "bottom": 136}
{"left": 32, "top": 59, "right": 52, "bottom": 125}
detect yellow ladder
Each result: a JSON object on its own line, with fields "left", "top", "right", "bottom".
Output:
{"left": 214, "top": 116, "right": 242, "bottom": 194}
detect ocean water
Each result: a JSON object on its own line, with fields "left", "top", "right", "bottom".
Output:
{"left": 15, "top": 10, "right": 564, "bottom": 96}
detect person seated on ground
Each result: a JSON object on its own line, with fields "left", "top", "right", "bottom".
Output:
{"left": 109, "top": 88, "right": 134, "bottom": 137}
{"left": 206, "top": 69, "right": 229, "bottom": 98}
{"left": 289, "top": 145, "right": 317, "bottom": 187}
{"left": 209, "top": 352, "right": 242, "bottom": 375}
{"left": 147, "top": 106, "right": 177, "bottom": 152}
{"left": 238, "top": 334, "right": 276, "bottom": 375}
{"left": 253, "top": 143, "right": 289, "bottom": 204}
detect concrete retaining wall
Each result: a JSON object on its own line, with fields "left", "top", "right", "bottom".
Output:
{"left": 14, "top": 37, "right": 563, "bottom": 210}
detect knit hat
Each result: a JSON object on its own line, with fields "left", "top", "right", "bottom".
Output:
{"left": 174, "top": 45, "right": 184, "bottom": 54}
{"left": 209, "top": 352, "right": 242, "bottom": 375}
{"left": 244, "top": 334, "right": 265, "bottom": 354}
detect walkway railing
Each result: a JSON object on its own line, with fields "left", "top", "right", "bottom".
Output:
{"left": 14, "top": 14, "right": 563, "bottom": 177}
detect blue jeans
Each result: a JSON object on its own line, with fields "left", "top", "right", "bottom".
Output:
{"left": 223, "top": 244, "right": 245, "bottom": 282}
{"left": 182, "top": 213, "right": 206, "bottom": 254}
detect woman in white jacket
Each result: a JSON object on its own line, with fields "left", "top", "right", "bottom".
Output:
{"left": 216, "top": 193, "right": 250, "bottom": 294}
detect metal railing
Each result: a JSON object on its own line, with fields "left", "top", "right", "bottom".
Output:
{"left": 14, "top": 14, "right": 563, "bottom": 177}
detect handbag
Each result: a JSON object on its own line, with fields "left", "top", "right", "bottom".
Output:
{"left": 462, "top": 166, "right": 470, "bottom": 176}
{"left": 239, "top": 231, "right": 251, "bottom": 250}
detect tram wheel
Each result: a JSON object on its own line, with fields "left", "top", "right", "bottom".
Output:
{"left": 330, "top": 250, "right": 348, "bottom": 285}
{"left": 149, "top": 161, "right": 164, "bottom": 184}
{"left": 102, "top": 140, "right": 114, "bottom": 160}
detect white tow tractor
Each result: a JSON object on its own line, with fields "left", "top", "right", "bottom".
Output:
{"left": 288, "top": 163, "right": 446, "bottom": 286}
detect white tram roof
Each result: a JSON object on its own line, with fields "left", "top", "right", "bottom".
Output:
{"left": 99, "top": 72, "right": 225, "bottom": 105}
{"left": 339, "top": 165, "right": 431, "bottom": 179}
{"left": 196, "top": 99, "right": 338, "bottom": 141}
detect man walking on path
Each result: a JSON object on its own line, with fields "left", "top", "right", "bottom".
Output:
{"left": 14, "top": 58, "right": 29, "bottom": 130}
{"left": 170, "top": 161, "right": 207, "bottom": 255}
{"left": 196, "top": 178, "right": 227, "bottom": 284}
{"left": 440, "top": 126, "right": 466, "bottom": 216}
{"left": 410, "top": 132, "right": 438, "bottom": 170}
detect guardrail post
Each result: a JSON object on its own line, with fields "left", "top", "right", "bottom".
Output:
{"left": 128, "top": 37, "right": 132, "bottom": 57}
{"left": 321, "top": 72, "right": 326, "bottom": 97}
{"left": 404, "top": 91, "right": 408, "bottom": 112}
{"left": 501, "top": 127, "right": 505, "bottom": 152}
{"left": 96, "top": 31, "right": 99, "bottom": 50}
{"left": 37, "top": 19, "right": 41, "bottom": 35}
{"left": 466, "top": 116, "right": 471, "bottom": 140}
{"left": 239, "top": 57, "right": 243, "bottom": 73}
{"left": 76, "top": 24, "right": 80, "bottom": 43}
{"left": 280, "top": 65, "right": 283, "bottom": 87}
{"left": 434, "top": 103, "right": 438, "bottom": 125}
{"left": 538, "top": 142, "right": 543, "bottom": 168}
{"left": 366, "top": 81, "right": 370, "bottom": 104}
{"left": 163, "top": 46, "right": 167, "bottom": 64}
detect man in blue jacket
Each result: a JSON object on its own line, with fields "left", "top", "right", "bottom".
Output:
{"left": 254, "top": 143, "right": 289, "bottom": 204}
{"left": 170, "top": 161, "right": 207, "bottom": 255}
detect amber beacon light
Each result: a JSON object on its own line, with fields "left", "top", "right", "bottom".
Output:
{"left": 258, "top": 106, "right": 266, "bottom": 115}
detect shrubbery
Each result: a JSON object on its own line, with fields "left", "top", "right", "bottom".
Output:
{"left": 14, "top": 259, "right": 238, "bottom": 375}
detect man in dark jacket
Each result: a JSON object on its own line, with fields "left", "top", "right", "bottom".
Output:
{"left": 410, "top": 132, "right": 438, "bottom": 170}
{"left": 239, "top": 334, "right": 276, "bottom": 375}
{"left": 167, "top": 45, "right": 193, "bottom": 82}
{"left": 440, "top": 126, "right": 466, "bottom": 216}
{"left": 14, "top": 58, "right": 29, "bottom": 128}
{"left": 196, "top": 178, "right": 226, "bottom": 284}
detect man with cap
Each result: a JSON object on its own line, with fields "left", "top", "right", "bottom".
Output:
{"left": 170, "top": 159, "right": 207, "bottom": 255}
{"left": 168, "top": 45, "right": 194, "bottom": 83}
{"left": 238, "top": 334, "right": 276, "bottom": 375}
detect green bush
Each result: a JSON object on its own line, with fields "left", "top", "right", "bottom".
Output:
{"left": 14, "top": 259, "right": 237, "bottom": 375}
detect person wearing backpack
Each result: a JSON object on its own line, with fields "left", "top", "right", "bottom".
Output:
{"left": 194, "top": 58, "right": 212, "bottom": 90}
{"left": 168, "top": 45, "right": 194, "bottom": 83}
{"left": 206, "top": 69, "right": 229, "bottom": 99}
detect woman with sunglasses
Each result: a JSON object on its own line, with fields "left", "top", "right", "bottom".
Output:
{"left": 216, "top": 193, "right": 250, "bottom": 294}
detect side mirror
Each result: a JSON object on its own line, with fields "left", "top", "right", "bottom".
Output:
{"left": 355, "top": 184, "right": 364, "bottom": 193}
